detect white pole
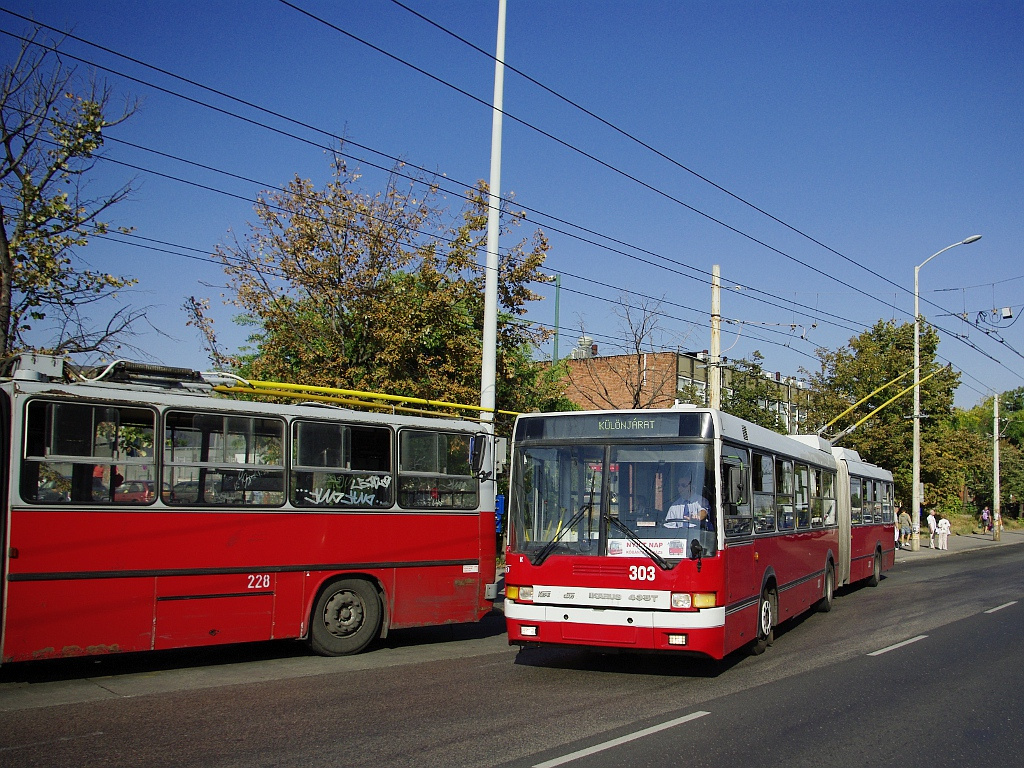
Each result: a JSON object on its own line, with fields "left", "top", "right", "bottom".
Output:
{"left": 480, "top": 0, "right": 505, "bottom": 424}
{"left": 709, "top": 265, "right": 721, "bottom": 410}
{"left": 480, "top": 0, "right": 506, "bottom": 522}
{"left": 912, "top": 263, "right": 922, "bottom": 551}
{"left": 994, "top": 393, "right": 1001, "bottom": 540}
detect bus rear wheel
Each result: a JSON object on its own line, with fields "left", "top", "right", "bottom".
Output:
{"left": 817, "top": 563, "right": 835, "bottom": 613}
{"left": 309, "top": 578, "right": 382, "bottom": 656}
{"left": 867, "top": 550, "right": 882, "bottom": 587}
{"left": 752, "top": 588, "right": 776, "bottom": 655}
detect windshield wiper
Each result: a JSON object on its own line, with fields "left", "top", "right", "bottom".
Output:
{"left": 532, "top": 500, "right": 592, "bottom": 566}
{"left": 606, "top": 515, "right": 672, "bottom": 571}
{"left": 533, "top": 470, "right": 598, "bottom": 566}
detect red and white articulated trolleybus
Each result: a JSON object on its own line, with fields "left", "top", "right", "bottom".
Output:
{"left": 503, "top": 405, "right": 894, "bottom": 659}
{"left": 0, "top": 354, "right": 499, "bottom": 663}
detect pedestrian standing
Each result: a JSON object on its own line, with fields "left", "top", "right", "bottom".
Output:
{"left": 937, "top": 514, "right": 951, "bottom": 550}
{"left": 981, "top": 506, "right": 991, "bottom": 532}
{"left": 898, "top": 507, "right": 912, "bottom": 549}
{"left": 926, "top": 509, "right": 937, "bottom": 549}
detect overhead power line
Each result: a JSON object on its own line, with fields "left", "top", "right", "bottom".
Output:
{"left": 2, "top": 10, "right": 1020, "bottom": 391}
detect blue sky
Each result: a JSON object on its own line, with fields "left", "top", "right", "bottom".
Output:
{"left": 2, "top": 1, "right": 1022, "bottom": 409}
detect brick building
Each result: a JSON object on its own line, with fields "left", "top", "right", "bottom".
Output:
{"left": 556, "top": 340, "right": 812, "bottom": 433}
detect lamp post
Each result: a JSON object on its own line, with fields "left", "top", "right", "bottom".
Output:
{"left": 911, "top": 234, "right": 982, "bottom": 550}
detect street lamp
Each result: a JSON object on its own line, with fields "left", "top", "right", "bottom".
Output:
{"left": 911, "top": 234, "right": 982, "bottom": 550}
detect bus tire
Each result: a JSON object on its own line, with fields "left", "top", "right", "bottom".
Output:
{"left": 816, "top": 563, "right": 835, "bottom": 613}
{"left": 867, "top": 550, "right": 882, "bottom": 587}
{"left": 309, "top": 578, "right": 382, "bottom": 656}
{"left": 752, "top": 587, "right": 776, "bottom": 655}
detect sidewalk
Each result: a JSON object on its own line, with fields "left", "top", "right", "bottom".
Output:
{"left": 894, "top": 528, "right": 1024, "bottom": 564}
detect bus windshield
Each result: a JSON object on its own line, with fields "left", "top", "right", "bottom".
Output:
{"left": 510, "top": 441, "right": 717, "bottom": 562}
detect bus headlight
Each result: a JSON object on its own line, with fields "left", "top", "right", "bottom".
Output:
{"left": 671, "top": 592, "right": 716, "bottom": 609}
{"left": 507, "top": 586, "right": 533, "bottom": 601}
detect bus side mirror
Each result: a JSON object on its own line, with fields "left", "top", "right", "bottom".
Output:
{"left": 470, "top": 435, "right": 486, "bottom": 474}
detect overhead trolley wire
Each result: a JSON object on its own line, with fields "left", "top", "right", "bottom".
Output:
{"left": 3, "top": 11, "right": 1019, "bottom": 385}
{"left": 0, "top": 20, "right": 869, "bottom": 344}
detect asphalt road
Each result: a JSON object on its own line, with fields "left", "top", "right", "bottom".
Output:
{"left": 1, "top": 545, "right": 1022, "bottom": 768}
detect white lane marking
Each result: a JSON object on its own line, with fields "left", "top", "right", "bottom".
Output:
{"left": 532, "top": 710, "right": 710, "bottom": 768}
{"left": 868, "top": 635, "right": 928, "bottom": 656}
{"left": 984, "top": 601, "right": 1018, "bottom": 614}
{"left": 0, "top": 731, "right": 104, "bottom": 752}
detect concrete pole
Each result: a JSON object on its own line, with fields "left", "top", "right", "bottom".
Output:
{"left": 912, "top": 264, "right": 922, "bottom": 551}
{"left": 994, "top": 393, "right": 1001, "bottom": 540}
{"left": 710, "top": 265, "right": 721, "bottom": 410}
{"left": 480, "top": 0, "right": 506, "bottom": 516}
{"left": 553, "top": 274, "right": 560, "bottom": 363}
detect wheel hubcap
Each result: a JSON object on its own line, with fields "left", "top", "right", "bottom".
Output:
{"left": 760, "top": 597, "right": 772, "bottom": 636}
{"left": 323, "top": 590, "right": 364, "bottom": 638}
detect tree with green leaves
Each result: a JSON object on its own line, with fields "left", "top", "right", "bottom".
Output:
{"left": 0, "top": 29, "right": 139, "bottom": 358}
{"left": 954, "top": 390, "right": 1024, "bottom": 515}
{"left": 721, "top": 352, "right": 788, "bottom": 434}
{"left": 192, "top": 155, "right": 567, "bottom": 424}
{"left": 806, "top": 319, "right": 961, "bottom": 508}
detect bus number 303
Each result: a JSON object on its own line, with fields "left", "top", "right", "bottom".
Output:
{"left": 629, "top": 565, "right": 656, "bottom": 582}
{"left": 248, "top": 574, "right": 271, "bottom": 589}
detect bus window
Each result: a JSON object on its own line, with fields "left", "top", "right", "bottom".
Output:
{"left": 398, "top": 429, "right": 478, "bottom": 509}
{"left": 850, "top": 478, "right": 863, "bottom": 525}
{"left": 722, "top": 448, "right": 751, "bottom": 537}
{"left": 752, "top": 452, "right": 775, "bottom": 533}
{"left": 862, "top": 481, "right": 875, "bottom": 524}
{"left": 795, "top": 463, "right": 810, "bottom": 529}
{"left": 162, "top": 411, "right": 285, "bottom": 506}
{"left": 775, "top": 458, "right": 794, "bottom": 531}
{"left": 20, "top": 400, "right": 156, "bottom": 504}
{"left": 819, "top": 470, "right": 836, "bottom": 526}
{"left": 291, "top": 421, "right": 393, "bottom": 508}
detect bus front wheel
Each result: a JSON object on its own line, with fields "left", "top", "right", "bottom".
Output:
{"left": 752, "top": 588, "right": 776, "bottom": 655}
{"left": 309, "top": 578, "right": 383, "bottom": 656}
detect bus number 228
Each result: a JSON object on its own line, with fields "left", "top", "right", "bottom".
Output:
{"left": 248, "top": 574, "right": 271, "bottom": 589}
{"left": 629, "top": 565, "right": 656, "bottom": 582}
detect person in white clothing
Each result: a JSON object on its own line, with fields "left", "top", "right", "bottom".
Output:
{"left": 936, "top": 514, "right": 951, "bottom": 550}
{"left": 926, "top": 509, "right": 937, "bottom": 549}
{"left": 664, "top": 476, "right": 711, "bottom": 530}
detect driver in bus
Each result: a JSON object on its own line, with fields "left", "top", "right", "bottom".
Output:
{"left": 664, "top": 475, "right": 712, "bottom": 531}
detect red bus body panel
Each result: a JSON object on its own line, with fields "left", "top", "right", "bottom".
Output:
{"left": 3, "top": 508, "right": 494, "bottom": 662}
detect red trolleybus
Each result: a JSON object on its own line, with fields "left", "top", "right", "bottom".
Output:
{"left": 0, "top": 355, "right": 498, "bottom": 663}
{"left": 503, "top": 406, "right": 893, "bottom": 659}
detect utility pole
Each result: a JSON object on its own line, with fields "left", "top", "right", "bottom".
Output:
{"left": 480, "top": 0, "right": 506, "bottom": 518}
{"left": 994, "top": 393, "right": 1001, "bottom": 540}
{"left": 552, "top": 273, "right": 560, "bottom": 363}
{"left": 709, "top": 265, "right": 721, "bottom": 410}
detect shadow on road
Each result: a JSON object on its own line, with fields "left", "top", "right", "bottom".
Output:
{"left": 0, "top": 608, "right": 509, "bottom": 685}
